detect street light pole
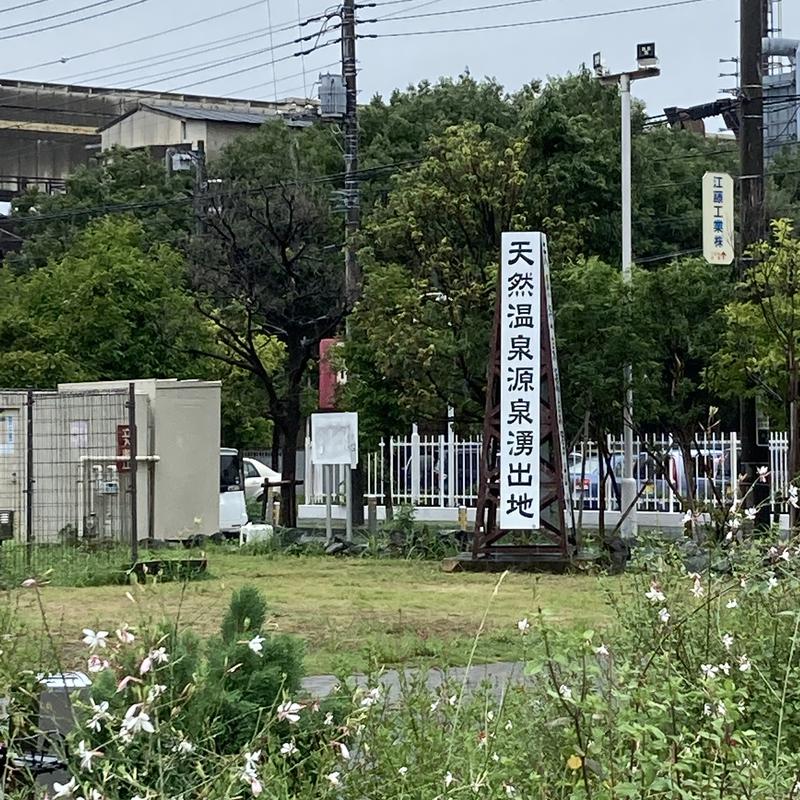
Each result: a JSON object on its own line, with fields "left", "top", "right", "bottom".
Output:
{"left": 596, "top": 45, "right": 660, "bottom": 540}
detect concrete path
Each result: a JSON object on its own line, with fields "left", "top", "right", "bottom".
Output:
{"left": 301, "top": 661, "right": 529, "bottom": 703}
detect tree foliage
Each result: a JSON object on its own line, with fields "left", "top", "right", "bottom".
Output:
{"left": 0, "top": 216, "right": 205, "bottom": 387}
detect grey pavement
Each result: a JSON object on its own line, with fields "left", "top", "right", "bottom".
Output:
{"left": 301, "top": 660, "right": 529, "bottom": 703}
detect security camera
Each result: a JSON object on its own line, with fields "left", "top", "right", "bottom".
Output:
{"left": 637, "top": 42, "right": 658, "bottom": 69}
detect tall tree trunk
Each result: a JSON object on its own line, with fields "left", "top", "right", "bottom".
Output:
{"left": 280, "top": 417, "right": 300, "bottom": 528}
{"left": 271, "top": 425, "right": 281, "bottom": 472}
{"left": 382, "top": 435, "right": 394, "bottom": 521}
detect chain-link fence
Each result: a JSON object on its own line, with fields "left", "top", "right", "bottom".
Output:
{"left": 0, "top": 388, "right": 136, "bottom": 565}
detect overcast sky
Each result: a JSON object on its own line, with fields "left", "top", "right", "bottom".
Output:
{"left": 0, "top": 0, "right": 797, "bottom": 128}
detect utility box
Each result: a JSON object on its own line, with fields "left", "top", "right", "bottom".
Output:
{"left": 319, "top": 73, "right": 346, "bottom": 118}
{"left": 0, "top": 509, "right": 13, "bottom": 540}
{"left": 58, "top": 379, "right": 221, "bottom": 542}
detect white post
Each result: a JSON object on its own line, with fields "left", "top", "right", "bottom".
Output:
{"left": 411, "top": 424, "right": 421, "bottom": 505}
{"left": 447, "top": 406, "right": 456, "bottom": 508}
{"left": 438, "top": 434, "right": 446, "bottom": 508}
{"left": 324, "top": 465, "right": 333, "bottom": 544}
{"left": 731, "top": 431, "right": 739, "bottom": 503}
{"left": 345, "top": 467, "right": 353, "bottom": 542}
{"left": 619, "top": 73, "right": 638, "bottom": 540}
{"left": 304, "top": 432, "right": 314, "bottom": 501}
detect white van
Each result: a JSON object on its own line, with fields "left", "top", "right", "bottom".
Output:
{"left": 220, "top": 448, "right": 248, "bottom": 538}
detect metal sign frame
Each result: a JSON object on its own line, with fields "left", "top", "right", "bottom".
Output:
{"left": 473, "top": 233, "right": 573, "bottom": 560}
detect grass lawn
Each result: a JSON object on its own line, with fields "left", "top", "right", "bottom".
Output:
{"left": 11, "top": 552, "right": 614, "bottom": 675}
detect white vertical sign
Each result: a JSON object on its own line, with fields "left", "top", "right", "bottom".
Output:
{"left": 702, "top": 172, "right": 735, "bottom": 266}
{"left": 499, "top": 232, "right": 541, "bottom": 529}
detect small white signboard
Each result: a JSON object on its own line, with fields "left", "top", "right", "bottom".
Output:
{"left": 702, "top": 172, "right": 735, "bottom": 266}
{"left": 311, "top": 412, "right": 359, "bottom": 467}
{"left": 499, "top": 232, "right": 542, "bottom": 529}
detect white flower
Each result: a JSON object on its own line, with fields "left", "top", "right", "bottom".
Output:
{"left": 558, "top": 684, "right": 572, "bottom": 701}
{"left": 21, "top": 578, "right": 38, "bottom": 588}
{"left": 243, "top": 750, "right": 261, "bottom": 774}
{"left": 722, "top": 633, "right": 734, "bottom": 651}
{"left": 716, "top": 700, "right": 727, "bottom": 717}
{"left": 719, "top": 662, "right": 731, "bottom": 676}
{"left": 87, "top": 699, "right": 110, "bottom": 732}
{"left": 505, "top": 720, "right": 513, "bottom": 731}
{"left": 504, "top": 784, "right": 516, "bottom": 797}
{"left": 594, "top": 643, "right": 609, "bottom": 656}
{"left": 361, "top": 687, "right": 381, "bottom": 708}
{"left": 146, "top": 684, "right": 167, "bottom": 703}
{"left": 327, "top": 772, "right": 341, "bottom": 787}
{"left": 739, "top": 654, "right": 752, "bottom": 672}
{"left": 78, "top": 739, "right": 102, "bottom": 772}
{"left": 726, "top": 599, "right": 738, "bottom": 609}
{"left": 87, "top": 655, "right": 109, "bottom": 673}
{"left": 82, "top": 629, "right": 109, "bottom": 650}
{"left": 701, "top": 663, "right": 719, "bottom": 679}
{"left": 121, "top": 704, "right": 155, "bottom": 736}
{"left": 703, "top": 702, "right": 713, "bottom": 717}
{"left": 740, "top": 577, "right": 748, "bottom": 589}
{"left": 175, "top": 739, "right": 194, "bottom": 754}
{"left": 492, "top": 752, "right": 500, "bottom": 763}
{"left": 53, "top": 778, "right": 78, "bottom": 799}
{"left": 781, "top": 548, "right": 792, "bottom": 562}
{"left": 517, "top": 618, "right": 530, "bottom": 634}
{"left": 448, "top": 694, "right": 457, "bottom": 707}
{"left": 789, "top": 485, "right": 799, "bottom": 508}
{"left": 444, "top": 771, "right": 455, "bottom": 788}
{"left": 758, "top": 466, "right": 769, "bottom": 482}
{"left": 745, "top": 507, "right": 758, "bottom": 521}
{"left": 245, "top": 778, "right": 263, "bottom": 798}
{"left": 117, "top": 675, "right": 140, "bottom": 693}
{"left": 334, "top": 741, "right": 351, "bottom": 760}
{"left": 768, "top": 574, "right": 779, "bottom": 589}
{"left": 487, "top": 710, "right": 494, "bottom": 721}
{"left": 150, "top": 647, "right": 169, "bottom": 665}
{"left": 280, "top": 741, "right": 298, "bottom": 757}
{"left": 430, "top": 699, "right": 440, "bottom": 712}
{"left": 658, "top": 607, "right": 671, "bottom": 624}
{"left": 276, "top": 701, "right": 303, "bottom": 724}
{"left": 115, "top": 626, "right": 135, "bottom": 645}
{"left": 645, "top": 583, "right": 666, "bottom": 604}
{"left": 729, "top": 516, "right": 741, "bottom": 532}
{"left": 323, "top": 712, "right": 334, "bottom": 726}
{"left": 247, "top": 635, "right": 265, "bottom": 656}
{"left": 691, "top": 577, "right": 705, "bottom": 599}
{"left": 139, "top": 656, "right": 152, "bottom": 675}
{"left": 398, "top": 766, "right": 408, "bottom": 777}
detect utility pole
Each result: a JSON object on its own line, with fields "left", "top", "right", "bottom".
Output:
{"left": 342, "top": 0, "right": 360, "bottom": 307}
{"left": 739, "top": 0, "right": 770, "bottom": 525}
{"left": 194, "top": 139, "right": 207, "bottom": 237}
{"left": 341, "top": 0, "right": 365, "bottom": 525}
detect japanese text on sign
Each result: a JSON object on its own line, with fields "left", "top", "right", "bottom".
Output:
{"left": 116, "top": 424, "right": 131, "bottom": 473}
{"left": 499, "top": 233, "right": 542, "bottom": 529}
{"left": 702, "top": 172, "right": 734, "bottom": 266}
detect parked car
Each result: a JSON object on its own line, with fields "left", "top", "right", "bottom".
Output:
{"left": 400, "top": 443, "right": 482, "bottom": 502}
{"left": 243, "top": 457, "right": 282, "bottom": 502}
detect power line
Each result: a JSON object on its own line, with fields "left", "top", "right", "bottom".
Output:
{"left": 360, "top": 0, "right": 721, "bottom": 37}
{"left": 1, "top": 0, "right": 266, "bottom": 73}
{"left": 375, "top": 0, "right": 563, "bottom": 23}
{"left": 0, "top": 0, "right": 141, "bottom": 33}
{"left": 0, "top": 0, "right": 150, "bottom": 42}
{"left": 0, "top": 0, "right": 55, "bottom": 15}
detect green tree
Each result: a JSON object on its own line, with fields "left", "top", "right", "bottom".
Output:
{"left": 354, "top": 121, "right": 529, "bottom": 426}
{"left": 711, "top": 219, "right": 800, "bottom": 521}
{"left": 191, "top": 122, "right": 345, "bottom": 525}
{"left": 0, "top": 216, "right": 206, "bottom": 387}
{"left": 8, "top": 147, "right": 193, "bottom": 273}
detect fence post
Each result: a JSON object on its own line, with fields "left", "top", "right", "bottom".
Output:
{"left": 447, "top": 407, "right": 456, "bottom": 508}
{"left": 128, "top": 383, "right": 138, "bottom": 562}
{"left": 410, "top": 424, "right": 421, "bottom": 505}
{"left": 25, "top": 390, "right": 34, "bottom": 567}
{"left": 731, "top": 431, "right": 739, "bottom": 504}
{"left": 304, "top": 432, "right": 314, "bottom": 502}
{"left": 438, "top": 435, "right": 446, "bottom": 507}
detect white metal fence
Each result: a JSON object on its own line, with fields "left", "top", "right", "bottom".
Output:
{"left": 304, "top": 428, "right": 792, "bottom": 514}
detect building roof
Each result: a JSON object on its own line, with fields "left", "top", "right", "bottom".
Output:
{"left": 139, "top": 102, "right": 280, "bottom": 125}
